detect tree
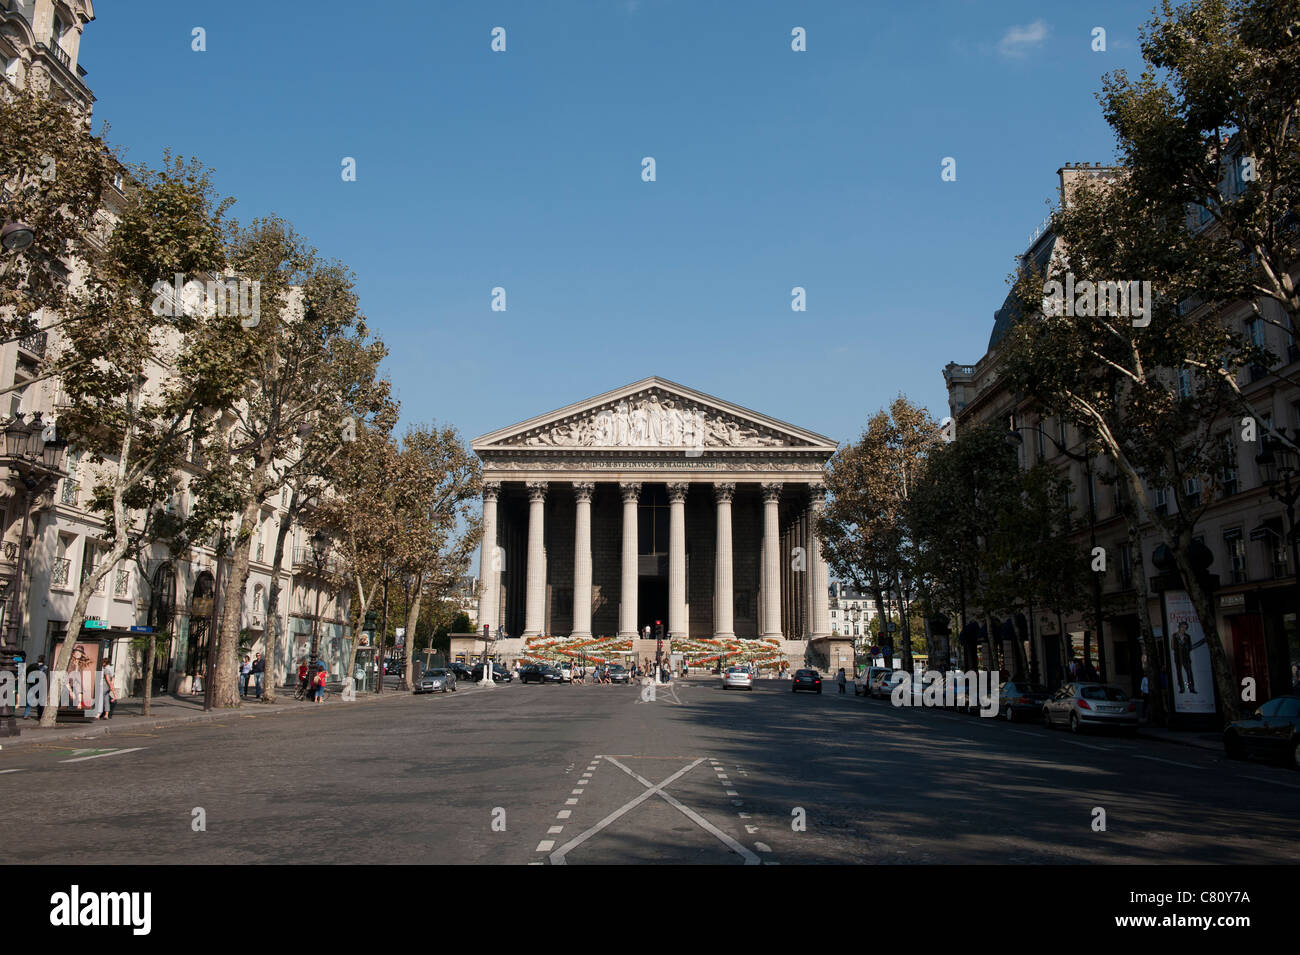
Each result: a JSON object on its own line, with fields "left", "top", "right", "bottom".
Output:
{"left": 189, "top": 217, "right": 390, "bottom": 709}
{"left": 39, "top": 156, "right": 235, "bottom": 726}
{"left": 0, "top": 85, "right": 111, "bottom": 336}
{"left": 392, "top": 423, "right": 481, "bottom": 691}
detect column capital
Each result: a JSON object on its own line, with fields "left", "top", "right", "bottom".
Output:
{"left": 572, "top": 481, "right": 596, "bottom": 502}
{"left": 713, "top": 481, "right": 736, "bottom": 503}
{"left": 619, "top": 481, "right": 642, "bottom": 503}
{"left": 526, "top": 481, "right": 548, "bottom": 502}
{"left": 808, "top": 482, "right": 827, "bottom": 506}
{"left": 482, "top": 481, "right": 502, "bottom": 503}
{"left": 761, "top": 482, "right": 783, "bottom": 503}
{"left": 666, "top": 482, "right": 690, "bottom": 503}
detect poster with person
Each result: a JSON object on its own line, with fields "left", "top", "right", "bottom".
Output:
{"left": 1163, "top": 590, "right": 1216, "bottom": 714}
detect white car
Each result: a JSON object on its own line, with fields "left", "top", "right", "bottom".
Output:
{"left": 721, "top": 666, "right": 754, "bottom": 691}
{"left": 558, "top": 662, "right": 573, "bottom": 683}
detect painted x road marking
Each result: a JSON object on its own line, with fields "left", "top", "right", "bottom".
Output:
{"left": 548, "top": 757, "right": 760, "bottom": 866}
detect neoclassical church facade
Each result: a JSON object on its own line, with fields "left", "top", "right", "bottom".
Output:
{"left": 471, "top": 378, "right": 852, "bottom": 671}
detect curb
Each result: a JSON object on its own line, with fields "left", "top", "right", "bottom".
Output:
{"left": 0, "top": 686, "right": 415, "bottom": 750}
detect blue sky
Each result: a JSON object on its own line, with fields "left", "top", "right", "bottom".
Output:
{"left": 86, "top": 1, "right": 1150, "bottom": 445}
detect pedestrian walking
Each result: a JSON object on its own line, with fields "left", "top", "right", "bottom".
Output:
{"left": 97, "top": 660, "right": 117, "bottom": 719}
{"left": 836, "top": 667, "right": 847, "bottom": 694}
{"left": 314, "top": 664, "right": 327, "bottom": 703}
{"left": 240, "top": 655, "right": 252, "bottom": 697}
{"left": 1140, "top": 673, "right": 1150, "bottom": 719}
{"left": 297, "top": 659, "right": 310, "bottom": 697}
{"left": 251, "top": 653, "right": 265, "bottom": 699}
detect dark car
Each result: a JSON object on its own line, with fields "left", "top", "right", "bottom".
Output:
{"left": 520, "top": 664, "right": 562, "bottom": 684}
{"left": 606, "top": 664, "right": 631, "bottom": 684}
{"left": 415, "top": 668, "right": 455, "bottom": 694}
{"left": 791, "top": 669, "right": 822, "bottom": 694}
{"left": 1224, "top": 695, "right": 1300, "bottom": 769}
{"left": 999, "top": 681, "right": 1050, "bottom": 722}
{"left": 448, "top": 662, "right": 474, "bottom": 682}
{"left": 470, "top": 663, "right": 512, "bottom": 683}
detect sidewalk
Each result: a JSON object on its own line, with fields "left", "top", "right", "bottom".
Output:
{"left": 0, "top": 684, "right": 411, "bottom": 750}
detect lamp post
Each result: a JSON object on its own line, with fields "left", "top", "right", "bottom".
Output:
{"left": 307, "top": 529, "right": 330, "bottom": 678}
{"left": 1007, "top": 424, "right": 1108, "bottom": 683}
{"left": 0, "top": 414, "right": 67, "bottom": 737}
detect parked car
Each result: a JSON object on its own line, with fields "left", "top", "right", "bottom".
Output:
{"left": 415, "top": 668, "right": 455, "bottom": 694}
{"left": 558, "top": 662, "right": 573, "bottom": 683}
{"left": 999, "top": 681, "right": 1050, "bottom": 721}
{"left": 520, "top": 664, "right": 562, "bottom": 684}
{"left": 448, "top": 662, "right": 474, "bottom": 682}
{"left": 721, "top": 666, "right": 753, "bottom": 691}
{"left": 1223, "top": 695, "right": 1300, "bottom": 768}
{"left": 1042, "top": 683, "right": 1138, "bottom": 734}
{"left": 855, "top": 666, "right": 892, "bottom": 697}
{"left": 868, "top": 670, "right": 900, "bottom": 699}
{"left": 606, "top": 664, "right": 631, "bottom": 684}
{"left": 470, "top": 663, "right": 513, "bottom": 683}
{"left": 791, "top": 669, "right": 822, "bottom": 694}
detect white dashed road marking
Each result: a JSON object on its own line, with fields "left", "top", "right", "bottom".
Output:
{"left": 1134, "top": 755, "right": 1204, "bottom": 770}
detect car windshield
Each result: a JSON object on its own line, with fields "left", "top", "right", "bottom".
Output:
{"left": 608, "top": 665, "right": 625, "bottom": 672}
{"left": 1079, "top": 685, "right": 1128, "bottom": 701}
{"left": 1010, "top": 683, "right": 1048, "bottom": 694}
{"left": 796, "top": 670, "right": 816, "bottom": 677}
{"left": 424, "top": 670, "right": 445, "bottom": 678}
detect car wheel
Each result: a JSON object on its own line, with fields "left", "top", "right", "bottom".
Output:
{"left": 1042, "top": 707, "right": 1052, "bottom": 729}
{"left": 1069, "top": 712, "right": 1081, "bottom": 734}
{"left": 791, "top": 687, "right": 797, "bottom": 693}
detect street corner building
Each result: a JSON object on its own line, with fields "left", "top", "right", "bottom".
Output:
{"left": 469, "top": 378, "right": 851, "bottom": 672}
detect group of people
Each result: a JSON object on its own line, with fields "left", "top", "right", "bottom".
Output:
{"left": 296, "top": 659, "right": 328, "bottom": 702}
{"left": 14, "top": 649, "right": 116, "bottom": 719}
{"left": 239, "top": 653, "right": 265, "bottom": 698}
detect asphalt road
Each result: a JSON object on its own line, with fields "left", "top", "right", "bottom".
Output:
{"left": 2, "top": 676, "right": 1296, "bottom": 865}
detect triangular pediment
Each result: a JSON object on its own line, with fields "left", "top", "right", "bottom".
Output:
{"left": 473, "top": 377, "right": 837, "bottom": 454}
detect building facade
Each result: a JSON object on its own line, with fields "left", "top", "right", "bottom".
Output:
{"left": 472, "top": 378, "right": 846, "bottom": 670}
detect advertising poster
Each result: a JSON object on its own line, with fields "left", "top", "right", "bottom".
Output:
{"left": 1163, "top": 590, "right": 1216, "bottom": 714}
{"left": 51, "top": 640, "right": 101, "bottom": 710}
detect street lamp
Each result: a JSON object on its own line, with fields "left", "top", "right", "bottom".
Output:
{"left": 1, "top": 221, "right": 36, "bottom": 253}
{"left": 1007, "top": 423, "right": 1108, "bottom": 682}
{"left": 0, "top": 414, "right": 67, "bottom": 737}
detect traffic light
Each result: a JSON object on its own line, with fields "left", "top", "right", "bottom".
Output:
{"left": 655, "top": 621, "right": 664, "bottom": 640}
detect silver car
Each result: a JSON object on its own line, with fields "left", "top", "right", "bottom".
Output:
{"left": 721, "top": 666, "right": 753, "bottom": 690}
{"left": 1042, "top": 682, "right": 1137, "bottom": 734}
{"left": 415, "top": 668, "right": 455, "bottom": 694}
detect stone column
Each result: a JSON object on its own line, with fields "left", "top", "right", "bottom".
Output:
{"left": 571, "top": 482, "right": 595, "bottom": 639}
{"left": 761, "top": 482, "right": 783, "bottom": 638}
{"left": 808, "top": 483, "right": 831, "bottom": 638}
{"left": 523, "top": 481, "right": 547, "bottom": 637}
{"left": 618, "top": 482, "right": 641, "bottom": 638}
{"left": 713, "top": 483, "right": 735, "bottom": 638}
{"left": 667, "top": 482, "right": 689, "bottom": 639}
{"left": 476, "top": 482, "right": 501, "bottom": 635}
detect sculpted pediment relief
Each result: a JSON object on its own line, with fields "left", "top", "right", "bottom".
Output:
{"left": 473, "top": 378, "right": 838, "bottom": 457}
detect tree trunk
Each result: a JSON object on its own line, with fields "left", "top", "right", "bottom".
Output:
{"left": 401, "top": 571, "right": 424, "bottom": 690}
{"left": 211, "top": 494, "right": 261, "bottom": 709}
{"left": 344, "top": 577, "right": 371, "bottom": 696}
{"left": 261, "top": 496, "right": 297, "bottom": 704}
{"left": 1128, "top": 523, "right": 1165, "bottom": 726}
{"left": 141, "top": 634, "right": 155, "bottom": 716}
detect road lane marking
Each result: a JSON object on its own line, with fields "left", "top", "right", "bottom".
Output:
{"left": 1061, "top": 740, "right": 1110, "bottom": 751}
{"left": 1009, "top": 729, "right": 1040, "bottom": 737}
{"left": 1135, "top": 755, "right": 1203, "bottom": 770}
{"left": 548, "top": 826, "right": 563, "bottom": 834}
{"left": 565, "top": 798, "right": 579, "bottom": 805}
{"left": 549, "top": 758, "right": 707, "bottom": 865}
{"left": 58, "top": 747, "right": 144, "bottom": 763}
{"left": 536, "top": 840, "right": 555, "bottom": 852}
{"left": 557, "top": 810, "right": 572, "bottom": 819}
{"left": 0, "top": 768, "right": 24, "bottom": 774}
{"left": 571, "top": 789, "right": 584, "bottom": 794}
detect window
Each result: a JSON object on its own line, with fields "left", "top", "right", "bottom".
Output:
{"left": 1118, "top": 543, "right": 1133, "bottom": 590}
{"left": 1182, "top": 475, "right": 1201, "bottom": 509}
{"left": 1154, "top": 486, "right": 1169, "bottom": 516}
{"left": 1177, "top": 367, "right": 1192, "bottom": 398}
{"left": 1224, "top": 528, "right": 1246, "bottom": 584}
{"left": 1219, "top": 432, "right": 1238, "bottom": 497}
{"left": 1035, "top": 423, "right": 1046, "bottom": 460}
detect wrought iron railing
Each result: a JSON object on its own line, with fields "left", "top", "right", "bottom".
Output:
{"left": 114, "top": 567, "right": 130, "bottom": 597}
{"left": 50, "top": 557, "right": 70, "bottom": 588}
{"left": 40, "top": 40, "right": 70, "bottom": 71}
{"left": 60, "top": 480, "right": 78, "bottom": 505}
{"left": 18, "top": 331, "right": 46, "bottom": 357}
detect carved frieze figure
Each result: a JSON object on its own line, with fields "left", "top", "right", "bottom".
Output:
{"left": 614, "top": 401, "right": 630, "bottom": 445}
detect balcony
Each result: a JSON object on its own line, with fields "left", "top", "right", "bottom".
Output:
{"left": 291, "top": 546, "right": 344, "bottom": 577}
{"left": 60, "top": 479, "right": 77, "bottom": 505}
{"left": 50, "top": 557, "right": 70, "bottom": 588}
{"left": 18, "top": 331, "right": 47, "bottom": 358}
{"left": 40, "top": 40, "right": 70, "bottom": 72}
